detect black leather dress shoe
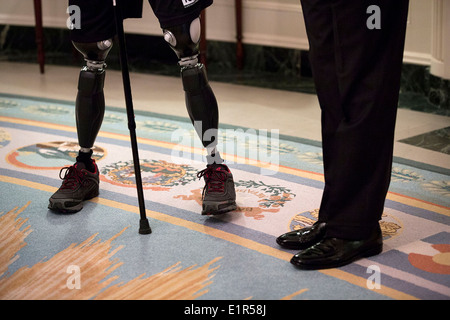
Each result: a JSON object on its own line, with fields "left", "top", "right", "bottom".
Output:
{"left": 290, "top": 227, "right": 383, "bottom": 270}
{"left": 276, "top": 222, "right": 327, "bottom": 250}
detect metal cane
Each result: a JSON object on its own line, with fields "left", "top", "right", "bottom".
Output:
{"left": 113, "top": 0, "right": 151, "bottom": 234}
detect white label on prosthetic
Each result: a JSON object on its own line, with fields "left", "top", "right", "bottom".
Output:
{"left": 182, "top": 0, "right": 199, "bottom": 8}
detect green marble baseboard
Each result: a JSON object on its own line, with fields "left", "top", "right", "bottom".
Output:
{"left": 0, "top": 25, "right": 448, "bottom": 116}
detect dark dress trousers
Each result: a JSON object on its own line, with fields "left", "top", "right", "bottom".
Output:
{"left": 300, "top": 0, "right": 409, "bottom": 239}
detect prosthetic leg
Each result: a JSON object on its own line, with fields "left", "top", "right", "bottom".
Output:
{"left": 48, "top": 39, "right": 112, "bottom": 213}
{"left": 163, "top": 18, "right": 221, "bottom": 165}
{"left": 72, "top": 39, "right": 113, "bottom": 170}
{"left": 163, "top": 18, "right": 236, "bottom": 215}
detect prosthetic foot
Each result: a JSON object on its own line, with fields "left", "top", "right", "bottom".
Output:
{"left": 163, "top": 18, "right": 236, "bottom": 214}
{"left": 48, "top": 160, "right": 100, "bottom": 213}
{"left": 49, "top": 39, "right": 112, "bottom": 213}
{"left": 197, "top": 162, "right": 237, "bottom": 215}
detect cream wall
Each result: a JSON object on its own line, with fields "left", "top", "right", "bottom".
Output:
{"left": 0, "top": 0, "right": 447, "bottom": 76}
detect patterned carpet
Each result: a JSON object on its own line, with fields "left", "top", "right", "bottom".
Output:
{"left": 0, "top": 93, "right": 449, "bottom": 300}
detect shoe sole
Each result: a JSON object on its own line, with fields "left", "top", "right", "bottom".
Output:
{"left": 276, "top": 238, "right": 322, "bottom": 250}
{"left": 201, "top": 200, "right": 237, "bottom": 215}
{"left": 48, "top": 189, "right": 99, "bottom": 214}
{"left": 291, "top": 244, "right": 383, "bottom": 270}
{"left": 48, "top": 200, "right": 84, "bottom": 213}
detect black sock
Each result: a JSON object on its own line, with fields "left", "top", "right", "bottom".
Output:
{"left": 76, "top": 149, "right": 95, "bottom": 172}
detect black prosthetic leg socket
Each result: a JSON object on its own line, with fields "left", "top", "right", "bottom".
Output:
{"left": 182, "top": 64, "right": 219, "bottom": 148}
{"left": 76, "top": 69, "right": 106, "bottom": 149}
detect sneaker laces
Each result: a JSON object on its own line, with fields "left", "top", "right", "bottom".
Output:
{"left": 197, "top": 165, "right": 228, "bottom": 197}
{"left": 59, "top": 165, "right": 85, "bottom": 190}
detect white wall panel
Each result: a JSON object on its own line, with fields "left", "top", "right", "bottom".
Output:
{"left": 0, "top": 0, "right": 435, "bottom": 66}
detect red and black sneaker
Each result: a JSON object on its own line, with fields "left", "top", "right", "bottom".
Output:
{"left": 197, "top": 163, "right": 237, "bottom": 215}
{"left": 48, "top": 160, "right": 100, "bottom": 213}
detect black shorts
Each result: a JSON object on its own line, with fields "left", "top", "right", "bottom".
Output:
{"left": 69, "top": 0, "right": 213, "bottom": 43}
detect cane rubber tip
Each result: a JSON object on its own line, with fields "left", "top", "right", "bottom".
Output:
{"left": 139, "top": 218, "right": 152, "bottom": 235}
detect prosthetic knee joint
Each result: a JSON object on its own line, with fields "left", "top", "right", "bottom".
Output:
{"left": 163, "top": 18, "right": 219, "bottom": 158}
{"left": 72, "top": 39, "right": 112, "bottom": 150}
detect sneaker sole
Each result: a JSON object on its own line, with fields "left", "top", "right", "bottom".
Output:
{"left": 201, "top": 200, "right": 237, "bottom": 215}
{"left": 48, "top": 189, "right": 99, "bottom": 213}
{"left": 48, "top": 200, "right": 84, "bottom": 213}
